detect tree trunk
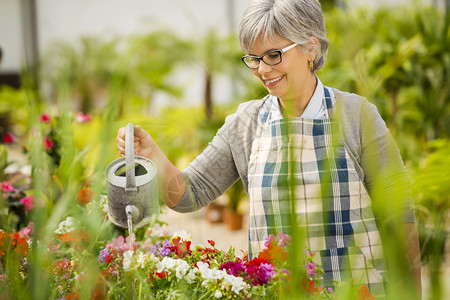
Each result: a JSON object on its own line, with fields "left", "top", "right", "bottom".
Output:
{"left": 204, "top": 71, "right": 213, "bottom": 120}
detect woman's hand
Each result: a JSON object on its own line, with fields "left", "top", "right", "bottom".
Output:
{"left": 116, "top": 125, "right": 155, "bottom": 159}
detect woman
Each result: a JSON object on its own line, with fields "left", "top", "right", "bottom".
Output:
{"left": 117, "top": 0, "right": 421, "bottom": 297}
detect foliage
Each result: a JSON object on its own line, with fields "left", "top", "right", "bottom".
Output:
{"left": 321, "top": 4, "right": 449, "bottom": 162}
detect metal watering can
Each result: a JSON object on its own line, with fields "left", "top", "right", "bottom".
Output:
{"left": 105, "top": 123, "right": 159, "bottom": 228}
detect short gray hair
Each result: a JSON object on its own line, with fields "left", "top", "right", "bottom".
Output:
{"left": 238, "top": 0, "right": 329, "bottom": 71}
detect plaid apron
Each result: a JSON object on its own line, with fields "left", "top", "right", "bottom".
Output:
{"left": 248, "top": 87, "right": 386, "bottom": 296}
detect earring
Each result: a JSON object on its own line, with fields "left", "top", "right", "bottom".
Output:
{"left": 309, "top": 60, "right": 314, "bottom": 71}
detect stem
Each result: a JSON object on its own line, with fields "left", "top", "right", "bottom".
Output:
{"left": 138, "top": 282, "right": 142, "bottom": 300}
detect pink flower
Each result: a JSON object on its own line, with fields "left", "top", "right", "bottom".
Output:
{"left": 20, "top": 195, "right": 34, "bottom": 211}
{"left": 19, "top": 222, "right": 34, "bottom": 238}
{"left": 1, "top": 181, "right": 15, "bottom": 192}
{"left": 3, "top": 133, "right": 15, "bottom": 144}
{"left": 306, "top": 261, "right": 316, "bottom": 277}
{"left": 43, "top": 137, "right": 54, "bottom": 149}
{"left": 40, "top": 113, "right": 51, "bottom": 123}
{"left": 76, "top": 112, "right": 92, "bottom": 123}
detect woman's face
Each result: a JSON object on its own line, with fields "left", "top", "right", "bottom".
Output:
{"left": 248, "top": 36, "right": 314, "bottom": 103}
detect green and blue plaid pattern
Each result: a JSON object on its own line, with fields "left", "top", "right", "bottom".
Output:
{"left": 247, "top": 87, "right": 386, "bottom": 296}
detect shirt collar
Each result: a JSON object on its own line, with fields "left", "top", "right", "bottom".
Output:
{"left": 269, "top": 76, "right": 333, "bottom": 121}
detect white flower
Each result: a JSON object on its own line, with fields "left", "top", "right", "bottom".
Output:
{"left": 150, "top": 223, "right": 172, "bottom": 237}
{"left": 123, "top": 250, "right": 134, "bottom": 271}
{"left": 214, "top": 290, "right": 223, "bottom": 298}
{"left": 156, "top": 257, "right": 176, "bottom": 273}
{"left": 136, "top": 252, "right": 152, "bottom": 269}
{"left": 172, "top": 230, "right": 191, "bottom": 242}
{"left": 196, "top": 261, "right": 210, "bottom": 273}
{"left": 174, "top": 259, "right": 190, "bottom": 279}
{"left": 55, "top": 217, "right": 77, "bottom": 234}
{"left": 99, "top": 195, "right": 109, "bottom": 213}
{"left": 226, "top": 275, "right": 248, "bottom": 295}
{"left": 185, "top": 269, "right": 196, "bottom": 284}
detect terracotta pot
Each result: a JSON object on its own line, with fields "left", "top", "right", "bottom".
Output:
{"left": 205, "top": 203, "right": 225, "bottom": 223}
{"left": 222, "top": 208, "right": 243, "bottom": 231}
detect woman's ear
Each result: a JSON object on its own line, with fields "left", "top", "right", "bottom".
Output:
{"left": 308, "top": 36, "right": 319, "bottom": 61}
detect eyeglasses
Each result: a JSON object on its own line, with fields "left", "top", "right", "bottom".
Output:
{"left": 241, "top": 43, "right": 298, "bottom": 69}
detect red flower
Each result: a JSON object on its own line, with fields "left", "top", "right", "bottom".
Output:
{"left": 39, "top": 113, "right": 51, "bottom": 123}
{"left": 169, "top": 237, "right": 191, "bottom": 258}
{"left": 77, "top": 186, "right": 94, "bottom": 206}
{"left": 106, "top": 254, "right": 113, "bottom": 264}
{"left": 257, "top": 243, "right": 288, "bottom": 267}
{"left": 356, "top": 284, "right": 376, "bottom": 300}
{"left": 3, "top": 133, "right": 15, "bottom": 144}
{"left": 0, "top": 231, "right": 8, "bottom": 258}
{"left": 10, "top": 232, "right": 29, "bottom": 256}
{"left": 303, "top": 278, "right": 318, "bottom": 294}
{"left": 43, "top": 137, "right": 54, "bottom": 149}
{"left": 207, "top": 240, "right": 215, "bottom": 247}
{"left": 20, "top": 195, "right": 34, "bottom": 211}
{"left": 155, "top": 271, "right": 168, "bottom": 279}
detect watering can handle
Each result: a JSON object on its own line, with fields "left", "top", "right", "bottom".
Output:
{"left": 125, "top": 123, "right": 137, "bottom": 191}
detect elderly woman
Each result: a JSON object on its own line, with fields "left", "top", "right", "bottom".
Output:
{"left": 117, "top": 0, "right": 421, "bottom": 297}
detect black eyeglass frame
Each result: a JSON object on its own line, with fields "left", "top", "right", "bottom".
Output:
{"left": 241, "top": 43, "right": 298, "bottom": 69}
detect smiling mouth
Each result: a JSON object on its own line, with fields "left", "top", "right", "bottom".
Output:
{"left": 264, "top": 75, "right": 284, "bottom": 86}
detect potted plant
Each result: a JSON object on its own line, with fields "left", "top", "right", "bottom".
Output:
{"left": 222, "top": 179, "right": 246, "bottom": 231}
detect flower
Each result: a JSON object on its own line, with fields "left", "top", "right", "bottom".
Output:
{"left": 40, "top": 113, "right": 51, "bottom": 123}
{"left": 1, "top": 181, "right": 15, "bottom": 192}
{"left": 306, "top": 261, "right": 317, "bottom": 277}
{"left": 20, "top": 195, "right": 34, "bottom": 211}
{"left": 98, "top": 248, "right": 109, "bottom": 264}
{"left": 43, "top": 137, "right": 54, "bottom": 150}
{"left": 3, "top": 133, "right": 15, "bottom": 144}
{"left": 356, "top": 284, "right": 376, "bottom": 300}
{"left": 122, "top": 250, "right": 134, "bottom": 271}
{"left": 76, "top": 112, "right": 92, "bottom": 123}
{"left": 19, "top": 222, "right": 33, "bottom": 238}
{"left": 214, "top": 290, "right": 222, "bottom": 298}
{"left": 169, "top": 237, "right": 191, "bottom": 258}
{"left": 55, "top": 217, "right": 77, "bottom": 234}
{"left": 76, "top": 186, "right": 94, "bottom": 206}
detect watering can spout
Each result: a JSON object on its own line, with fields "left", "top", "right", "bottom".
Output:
{"left": 125, "top": 205, "right": 140, "bottom": 223}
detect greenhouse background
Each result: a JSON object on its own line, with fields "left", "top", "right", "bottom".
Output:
{"left": 0, "top": 0, "right": 449, "bottom": 299}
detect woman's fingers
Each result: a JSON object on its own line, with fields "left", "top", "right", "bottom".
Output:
{"left": 117, "top": 125, "right": 152, "bottom": 158}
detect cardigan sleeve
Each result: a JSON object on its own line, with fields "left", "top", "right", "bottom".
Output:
{"left": 171, "top": 108, "right": 242, "bottom": 213}
{"left": 358, "top": 99, "right": 416, "bottom": 224}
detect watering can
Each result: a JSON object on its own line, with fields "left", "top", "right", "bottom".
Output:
{"left": 105, "top": 123, "right": 159, "bottom": 228}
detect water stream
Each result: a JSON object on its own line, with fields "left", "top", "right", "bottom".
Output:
{"left": 126, "top": 208, "right": 134, "bottom": 251}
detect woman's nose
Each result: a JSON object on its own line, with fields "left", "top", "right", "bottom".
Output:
{"left": 257, "top": 60, "right": 272, "bottom": 75}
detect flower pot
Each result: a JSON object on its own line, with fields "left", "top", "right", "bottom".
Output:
{"left": 205, "top": 202, "right": 225, "bottom": 224}
{"left": 222, "top": 208, "right": 243, "bottom": 231}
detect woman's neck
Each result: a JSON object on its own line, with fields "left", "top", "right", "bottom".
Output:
{"left": 279, "top": 74, "right": 317, "bottom": 118}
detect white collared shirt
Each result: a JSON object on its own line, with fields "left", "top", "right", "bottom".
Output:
{"left": 269, "top": 77, "right": 335, "bottom": 120}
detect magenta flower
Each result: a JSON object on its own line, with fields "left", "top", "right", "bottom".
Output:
{"left": 306, "top": 261, "right": 316, "bottom": 277}
{"left": 1, "top": 181, "right": 15, "bottom": 192}
{"left": 76, "top": 112, "right": 92, "bottom": 123}
{"left": 3, "top": 133, "right": 15, "bottom": 144}
{"left": 43, "top": 137, "right": 54, "bottom": 150}
{"left": 40, "top": 113, "right": 51, "bottom": 123}
{"left": 220, "top": 261, "right": 246, "bottom": 277}
{"left": 20, "top": 195, "right": 34, "bottom": 211}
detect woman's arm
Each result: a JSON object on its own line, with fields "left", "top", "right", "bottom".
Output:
{"left": 400, "top": 222, "right": 422, "bottom": 298}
